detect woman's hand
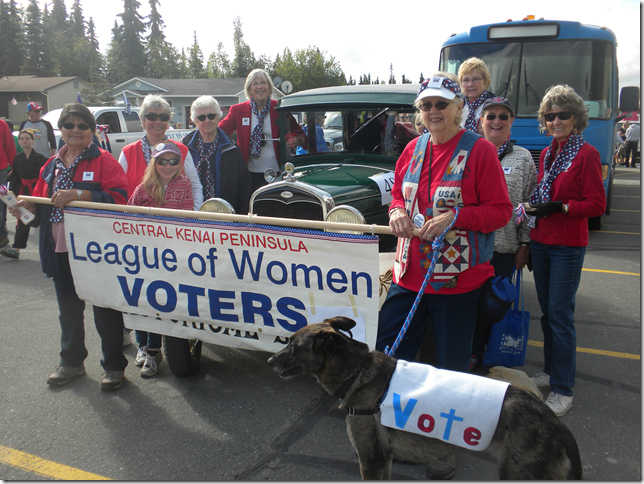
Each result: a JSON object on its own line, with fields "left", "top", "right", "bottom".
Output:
{"left": 515, "top": 245, "right": 530, "bottom": 270}
{"left": 417, "top": 210, "right": 456, "bottom": 241}
{"left": 389, "top": 208, "right": 415, "bottom": 238}
{"left": 8, "top": 199, "right": 36, "bottom": 217}
{"left": 51, "top": 189, "right": 78, "bottom": 209}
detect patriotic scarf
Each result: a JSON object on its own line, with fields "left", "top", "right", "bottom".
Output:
{"left": 195, "top": 130, "right": 224, "bottom": 200}
{"left": 497, "top": 140, "right": 511, "bottom": 160}
{"left": 49, "top": 147, "right": 90, "bottom": 223}
{"left": 530, "top": 134, "right": 584, "bottom": 205}
{"left": 249, "top": 99, "right": 271, "bottom": 158}
{"left": 464, "top": 90, "right": 494, "bottom": 132}
{"left": 141, "top": 135, "right": 153, "bottom": 166}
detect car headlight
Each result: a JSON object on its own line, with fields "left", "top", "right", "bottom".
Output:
{"left": 199, "top": 198, "right": 235, "bottom": 214}
{"left": 325, "top": 205, "right": 365, "bottom": 234}
{"left": 333, "top": 141, "right": 344, "bottom": 152}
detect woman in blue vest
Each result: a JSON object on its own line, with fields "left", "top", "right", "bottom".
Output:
{"left": 376, "top": 74, "right": 512, "bottom": 371}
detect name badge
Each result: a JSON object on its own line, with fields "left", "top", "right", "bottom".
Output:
{"left": 82, "top": 171, "right": 94, "bottom": 181}
{"left": 503, "top": 166, "right": 512, "bottom": 175}
{"left": 242, "top": 117, "right": 250, "bottom": 126}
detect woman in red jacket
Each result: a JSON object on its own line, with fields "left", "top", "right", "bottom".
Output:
{"left": 526, "top": 84, "right": 606, "bottom": 416}
{"left": 219, "top": 68, "right": 304, "bottom": 193}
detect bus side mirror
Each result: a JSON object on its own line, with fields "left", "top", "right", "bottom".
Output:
{"left": 619, "top": 86, "right": 640, "bottom": 113}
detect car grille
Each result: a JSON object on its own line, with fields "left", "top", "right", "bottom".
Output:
{"left": 252, "top": 191, "right": 325, "bottom": 221}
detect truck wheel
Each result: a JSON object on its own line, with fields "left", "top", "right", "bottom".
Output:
{"left": 164, "top": 336, "right": 201, "bottom": 377}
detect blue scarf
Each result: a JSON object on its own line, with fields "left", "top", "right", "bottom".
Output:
{"left": 464, "top": 90, "right": 494, "bottom": 132}
{"left": 530, "top": 134, "right": 584, "bottom": 204}
{"left": 249, "top": 100, "right": 271, "bottom": 158}
{"left": 49, "top": 146, "right": 93, "bottom": 223}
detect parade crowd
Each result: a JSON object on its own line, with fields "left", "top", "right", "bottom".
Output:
{"left": 0, "top": 60, "right": 614, "bottom": 418}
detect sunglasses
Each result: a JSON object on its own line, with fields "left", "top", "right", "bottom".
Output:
{"left": 544, "top": 111, "right": 572, "bottom": 122}
{"left": 419, "top": 100, "right": 451, "bottom": 112}
{"left": 196, "top": 113, "right": 217, "bottom": 122}
{"left": 62, "top": 122, "right": 91, "bottom": 131}
{"left": 144, "top": 113, "right": 170, "bottom": 122}
{"left": 485, "top": 113, "right": 510, "bottom": 121}
{"left": 156, "top": 157, "right": 180, "bottom": 166}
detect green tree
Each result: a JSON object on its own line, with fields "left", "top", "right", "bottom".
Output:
{"left": 231, "top": 17, "right": 256, "bottom": 77}
{"left": 272, "top": 46, "right": 345, "bottom": 92}
{"left": 188, "top": 30, "right": 205, "bottom": 78}
{"left": 206, "top": 42, "right": 232, "bottom": 78}
{"left": 145, "top": 0, "right": 170, "bottom": 78}
{"left": 86, "top": 18, "right": 105, "bottom": 82}
{"left": 69, "top": 0, "right": 84, "bottom": 37}
{"left": 0, "top": 0, "right": 24, "bottom": 76}
{"left": 38, "top": 2, "right": 54, "bottom": 75}
{"left": 107, "top": 0, "right": 146, "bottom": 82}
{"left": 22, "top": 0, "right": 45, "bottom": 75}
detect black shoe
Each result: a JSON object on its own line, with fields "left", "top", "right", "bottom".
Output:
{"left": 0, "top": 247, "right": 19, "bottom": 259}
{"left": 47, "top": 365, "right": 85, "bottom": 387}
{"left": 101, "top": 370, "right": 125, "bottom": 391}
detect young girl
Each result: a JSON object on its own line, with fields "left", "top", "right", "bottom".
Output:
{"left": 1, "top": 130, "right": 47, "bottom": 259}
{"left": 128, "top": 142, "right": 194, "bottom": 377}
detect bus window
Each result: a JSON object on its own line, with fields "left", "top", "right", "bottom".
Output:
{"left": 518, "top": 40, "right": 612, "bottom": 118}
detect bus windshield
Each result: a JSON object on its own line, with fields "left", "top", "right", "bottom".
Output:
{"left": 440, "top": 39, "right": 613, "bottom": 119}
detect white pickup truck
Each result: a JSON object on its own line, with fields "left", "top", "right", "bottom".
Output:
{"left": 37, "top": 106, "right": 192, "bottom": 160}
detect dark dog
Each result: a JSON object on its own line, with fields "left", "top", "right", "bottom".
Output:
{"left": 267, "top": 317, "right": 582, "bottom": 480}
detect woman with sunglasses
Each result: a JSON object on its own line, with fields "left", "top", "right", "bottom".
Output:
{"left": 457, "top": 57, "right": 495, "bottom": 133}
{"left": 8, "top": 103, "right": 129, "bottom": 391}
{"left": 470, "top": 97, "right": 537, "bottom": 371}
{"left": 526, "top": 85, "right": 606, "bottom": 416}
{"left": 218, "top": 69, "right": 305, "bottom": 193}
{"left": 127, "top": 142, "right": 193, "bottom": 377}
{"left": 376, "top": 74, "right": 511, "bottom": 373}
{"left": 182, "top": 96, "right": 250, "bottom": 213}
{"left": 119, "top": 95, "right": 202, "bottom": 210}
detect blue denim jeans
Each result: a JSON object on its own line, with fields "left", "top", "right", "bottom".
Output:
{"left": 530, "top": 242, "right": 586, "bottom": 396}
{"left": 53, "top": 253, "right": 127, "bottom": 371}
{"left": 377, "top": 283, "right": 481, "bottom": 371}
{"left": 135, "top": 330, "right": 162, "bottom": 350}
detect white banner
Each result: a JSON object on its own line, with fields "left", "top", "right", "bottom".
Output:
{"left": 64, "top": 207, "right": 380, "bottom": 352}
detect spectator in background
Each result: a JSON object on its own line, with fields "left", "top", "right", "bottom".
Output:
{"left": 119, "top": 94, "right": 202, "bottom": 209}
{"left": 624, "top": 122, "right": 640, "bottom": 167}
{"left": 19, "top": 102, "right": 56, "bottom": 157}
{"left": 9, "top": 103, "right": 129, "bottom": 391}
{"left": 296, "top": 112, "right": 329, "bottom": 155}
{"left": 182, "top": 96, "right": 249, "bottom": 213}
{"left": 0, "top": 118, "right": 17, "bottom": 248}
{"left": 128, "top": 142, "right": 193, "bottom": 378}
{"left": 376, "top": 74, "right": 511, "bottom": 371}
{"left": 457, "top": 58, "right": 495, "bottom": 133}
{"left": 527, "top": 85, "right": 606, "bottom": 416}
{"left": 471, "top": 96, "right": 537, "bottom": 370}
{"left": 219, "top": 68, "right": 305, "bottom": 193}
{"left": 1, "top": 130, "right": 47, "bottom": 259}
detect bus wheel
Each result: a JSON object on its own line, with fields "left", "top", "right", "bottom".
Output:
{"left": 164, "top": 336, "right": 202, "bottom": 377}
{"left": 588, "top": 216, "right": 601, "bottom": 231}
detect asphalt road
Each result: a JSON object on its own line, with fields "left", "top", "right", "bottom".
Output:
{"left": 0, "top": 166, "right": 640, "bottom": 481}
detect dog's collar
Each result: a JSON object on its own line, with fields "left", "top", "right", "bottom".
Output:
{"left": 346, "top": 407, "right": 379, "bottom": 416}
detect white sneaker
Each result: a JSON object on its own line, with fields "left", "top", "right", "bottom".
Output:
{"left": 545, "top": 392, "right": 573, "bottom": 416}
{"left": 140, "top": 351, "right": 162, "bottom": 378}
{"left": 532, "top": 371, "right": 550, "bottom": 387}
{"left": 135, "top": 347, "right": 148, "bottom": 367}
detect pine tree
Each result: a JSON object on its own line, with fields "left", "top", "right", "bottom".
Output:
{"left": 188, "top": 30, "right": 205, "bottom": 78}
{"left": 39, "top": 2, "right": 54, "bottom": 75}
{"left": 108, "top": 0, "right": 146, "bottom": 81}
{"left": 145, "top": 0, "right": 168, "bottom": 78}
{"left": 86, "top": 18, "right": 105, "bottom": 82}
{"left": 206, "top": 42, "right": 231, "bottom": 79}
{"left": 231, "top": 17, "right": 256, "bottom": 77}
{"left": 22, "top": 0, "right": 45, "bottom": 75}
{"left": 1, "top": 0, "right": 24, "bottom": 75}
{"left": 69, "top": 0, "right": 84, "bottom": 37}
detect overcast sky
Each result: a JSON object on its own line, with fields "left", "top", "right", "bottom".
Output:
{"left": 20, "top": 0, "right": 642, "bottom": 88}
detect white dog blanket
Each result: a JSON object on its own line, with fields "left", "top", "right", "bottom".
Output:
{"left": 380, "top": 360, "right": 509, "bottom": 451}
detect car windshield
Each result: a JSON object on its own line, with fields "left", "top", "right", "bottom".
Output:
{"left": 440, "top": 39, "right": 614, "bottom": 118}
{"left": 42, "top": 108, "right": 62, "bottom": 126}
{"left": 285, "top": 108, "right": 419, "bottom": 158}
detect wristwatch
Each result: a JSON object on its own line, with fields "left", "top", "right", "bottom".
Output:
{"left": 562, "top": 203, "right": 569, "bottom": 215}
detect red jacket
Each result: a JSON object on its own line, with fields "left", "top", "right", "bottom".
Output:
{"left": 121, "top": 139, "right": 189, "bottom": 197}
{"left": 530, "top": 141, "right": 606, "bottom": 247}
{"left": 218, "top": 99, "right": 304, "bottom": 162}
{"left": 0, "top": 119, "right": 16, "bottom": 171}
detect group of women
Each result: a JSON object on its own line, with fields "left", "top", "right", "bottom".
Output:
{"left": 379, "top": 59, "right": 606, "bottom": 418}
{"left": 9, "top": 62, "right": 605, "bottom": 415}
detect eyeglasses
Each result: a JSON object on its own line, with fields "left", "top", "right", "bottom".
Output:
{"left": 196, "top": 113, "right": 217, "bottom": 122}
{"left": 144, "top": 113, "right": 170, "bottom": 122}
{"left": 485, "top": 113, "right": 510, "bottom": 121}
{"left": 544, "top": 111, "right": 572, "bottom": 122}
{"left": 62, "top": 122, "right": 91, "bottom": 131}
{"left": 461, "top": 76, "right": 483, "bottom": 83}
{"left": 419, "top": 100, "right": 451, "bottom": 112}
{"left": 156, "top": 158, "right": 180, "bottom": 166}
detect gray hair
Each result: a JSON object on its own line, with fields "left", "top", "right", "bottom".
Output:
{"left": 415, "top": 71, "right": 464, "bottom": 128}
{"left": 140, "top": 94, "right": 171, "bottom": 119}
{"left": 537, "top": 84, "right": 588, "bottom": 134}
{"left": 190, "top": 95, "right": 223, "bottom": 123}
{"left": 244, "top": 68, "right": 274, "bottom": 100}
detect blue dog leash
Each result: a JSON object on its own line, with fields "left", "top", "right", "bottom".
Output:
{"left": 384, "top": 207, "right": 459, "bottom": 357}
